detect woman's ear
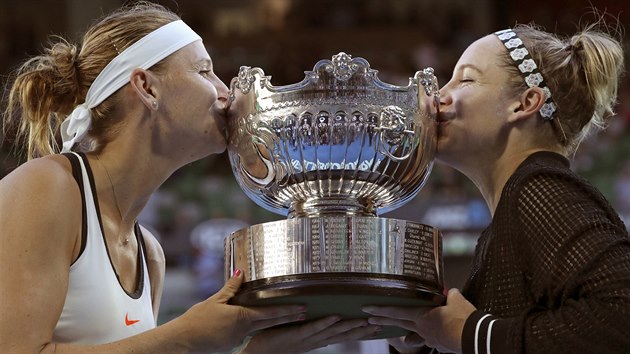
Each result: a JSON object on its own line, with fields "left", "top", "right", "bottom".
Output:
{"left": 129, "top": 68, "right": 160, "bottom": 111}
{"left": 507, "top": 86, "right": 546, "bottom": 123}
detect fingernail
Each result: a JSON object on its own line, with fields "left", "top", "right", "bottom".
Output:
{"left": 233, "top": 269, "right": 242, "bottom": 277}
{"left": 298, "top": 306, "right": 307, "bottom": 313}
{"left": 298, "top": 314, "right": 306, "bottom": 321}
{"left": 362, "top": 306, "right": 374, "bottom": 313}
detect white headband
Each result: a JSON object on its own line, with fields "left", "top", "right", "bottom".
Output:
{"left": 61, "top": 20, "right": 201, "bottom": 152}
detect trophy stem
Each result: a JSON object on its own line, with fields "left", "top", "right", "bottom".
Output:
{"left": 288, "top": 197, "right": 377, "bottom": 218}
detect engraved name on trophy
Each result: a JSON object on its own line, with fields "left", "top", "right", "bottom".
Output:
{"left": 225, "top": 52, "right": 444, "bottom": 338}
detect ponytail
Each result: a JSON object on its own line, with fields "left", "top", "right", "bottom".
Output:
{"left": 504, "top": 17, "right": 624, "bottom": 154}
{"left": 568, "top": 26, "right": 624, "bottom": 143}
{"left": 2, "top": 1, "right": 180, "bottom": 160}
{"left": 3, "top": 37, "right": 84, "bottom": 159}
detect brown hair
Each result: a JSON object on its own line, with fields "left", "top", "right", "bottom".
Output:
{"left": 2, "top": 1, "right": 180, "bottom": 159}
{"left": 499, "top": 19, "right": 625, "bottom": 154}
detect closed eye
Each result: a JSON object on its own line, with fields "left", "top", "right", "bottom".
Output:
{"left": 199, "top": 70, "right": 213, "bottom": 79}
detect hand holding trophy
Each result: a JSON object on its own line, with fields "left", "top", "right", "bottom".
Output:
{"left": 225, "top": 52, "right": 443, "bottom": 338}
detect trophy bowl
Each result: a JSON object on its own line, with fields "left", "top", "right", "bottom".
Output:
{"left": 225, "top": 52, "right": 444, "bottom": 338}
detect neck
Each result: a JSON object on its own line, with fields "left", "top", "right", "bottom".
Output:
{"left": 90, "top": 143, "right": 175, "bottom": 223}
{"left": 446, "top": 148, "right": 549, "bottom": 216}
{"left": 90, "top": 102, "right": 211, "bottom": 222}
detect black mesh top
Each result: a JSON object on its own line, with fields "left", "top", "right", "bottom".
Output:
{"left": 458, "top": 151, "right": 630, "bottom": 354}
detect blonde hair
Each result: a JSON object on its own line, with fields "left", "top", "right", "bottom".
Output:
{"left": 501, "top": 18, "right": 625, "bottom": 154}
{"left": 2, "top": 1, "right": 180, "bottom": 159}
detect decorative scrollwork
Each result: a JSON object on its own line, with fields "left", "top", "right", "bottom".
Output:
{"left": 330, "top": 52, "right": 359, "bottom": 81}
{"left": 417, "top": 67, "right": 439, "bottom": 97}
{"left": 235, "top": 66, "right": 256, "bottom": 94}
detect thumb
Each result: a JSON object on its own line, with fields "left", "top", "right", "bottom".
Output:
{"left": 446, "top": 288, "right": 463, "bottom": 303}
{"left": 447, "top": 288, "right": 462, "bottom": 297}
{"left": 210, "top": 269, "right": 244, "bottom": 303}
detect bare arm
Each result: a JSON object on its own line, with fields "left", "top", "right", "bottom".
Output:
{"left": 0, "top": 158, "right": 308, "bottom": 353}
{"left": 0, "top": 158, "right": 82, "bottom": 352}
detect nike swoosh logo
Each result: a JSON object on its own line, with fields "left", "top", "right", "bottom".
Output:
{"left": 125, "top": 313, "right": 140, "bottom": 326}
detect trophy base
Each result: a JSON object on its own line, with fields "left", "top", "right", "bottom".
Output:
{"left": 230, "top": 272, "right": 445, "bottom": 339}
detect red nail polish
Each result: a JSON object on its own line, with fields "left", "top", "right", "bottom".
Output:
{"left": 233, "top": 269, "right": 242, "bottom": 277}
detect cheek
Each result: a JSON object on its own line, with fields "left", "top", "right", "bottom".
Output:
{"left": 458, "top": 92, "right": 504, "bottom": 125}
{"left": 205, "top": 83, "right": 219, "bottom": 103}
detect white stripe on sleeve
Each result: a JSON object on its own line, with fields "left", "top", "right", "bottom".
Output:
{"left": 474, "top": 314, "right": 492, "bottom": 354}
{"left": 486, "top": 319, "right": 497, "bottom": 354}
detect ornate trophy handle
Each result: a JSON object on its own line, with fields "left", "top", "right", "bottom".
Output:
{"left": 240, "top": 134, "right": 275, "bottom": 186}
{"left": 375, "top": 106, "right": 416, "bottom": 161}
{"left": 373, "top": 68, "right": 438, "bottom": 162}
{"left": 417, "top": 67, "right": 440, "bottom": 97}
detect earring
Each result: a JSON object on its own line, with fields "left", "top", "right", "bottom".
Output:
{"left": 151, "top": 101, "right": 158, "bottom": 110}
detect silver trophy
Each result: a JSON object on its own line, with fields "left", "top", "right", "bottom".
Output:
{"left": 225, "top": 52, "right": 443, "bottom": 338}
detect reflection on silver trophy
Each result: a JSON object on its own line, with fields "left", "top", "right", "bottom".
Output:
{"left": 225, "top": 52, "right": 444, "bottom": 338}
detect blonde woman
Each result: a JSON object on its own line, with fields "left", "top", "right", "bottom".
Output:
{"left": 364, "top": 21, "right": 630, "bottom": 354}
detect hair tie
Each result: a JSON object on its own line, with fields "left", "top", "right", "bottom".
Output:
{"left": 71, "top": 47, "right": 82, "bottom": 84}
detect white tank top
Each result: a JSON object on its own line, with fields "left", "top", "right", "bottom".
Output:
{"left": 53, "top": 152, "right": 156, "bottom": 344}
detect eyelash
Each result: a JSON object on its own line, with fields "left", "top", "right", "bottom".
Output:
{"left": 199, "top": 70, "right": 213, "bottom": 79}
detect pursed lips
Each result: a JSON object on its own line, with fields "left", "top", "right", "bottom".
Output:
{"left": 211, "top": 104, "right": 229, "bottom": 136}
{"left": 436, "top": 115, "right": 451, "bottom": 125}
{"left": 436, "top": 113, "right": 453, "bottom": 137}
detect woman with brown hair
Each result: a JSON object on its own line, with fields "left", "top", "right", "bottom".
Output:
{"left": 0, "top": 2, "right": 378, "bottom": 352}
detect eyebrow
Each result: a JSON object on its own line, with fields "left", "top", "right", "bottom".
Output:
{"left": 195, "top": 58, "right": 213, "bottom": 69}
{"left": 457, "top": 64, "right": 483, "bottom": 74}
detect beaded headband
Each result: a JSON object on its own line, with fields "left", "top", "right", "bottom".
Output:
{"left": 494, "top": 29, "right": 557, "bottom": 120}
{"left": 61, "top": 20, "right": 201, "bottom": 152}
{"left": 494, "top": 29, "right": 567, "bottom": 144}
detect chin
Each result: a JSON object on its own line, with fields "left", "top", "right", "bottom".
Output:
{"left": 204, "top": 143, "right": 227, "bottom": 156}
{"left": 435, "top": 141, "right": 458, "bottom": 168}
{"left": 191, "top": 135, "right": 226, "bottom": 159}
{"left": 435, "top": 135, "right": 449, "bottom": 156}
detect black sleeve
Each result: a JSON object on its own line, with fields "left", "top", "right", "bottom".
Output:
{"left": 462, "top": 310, "right": 512, "bottom": 354}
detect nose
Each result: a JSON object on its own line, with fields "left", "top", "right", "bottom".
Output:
{"left": 216, "top": 77, "right": 229, "bottom": 102}
{"left": 438, "top": 86, "right": 451, "bottom": 107}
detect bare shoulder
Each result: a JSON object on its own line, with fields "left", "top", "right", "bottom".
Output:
{"left": 0, "top": 154, "right": 76, "bottom": 194}
{"left": 0, "top": 155, "right": 83, "bottom": 351}
{"left": 0, "top": 155, "right": 81, "bottom": 247}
